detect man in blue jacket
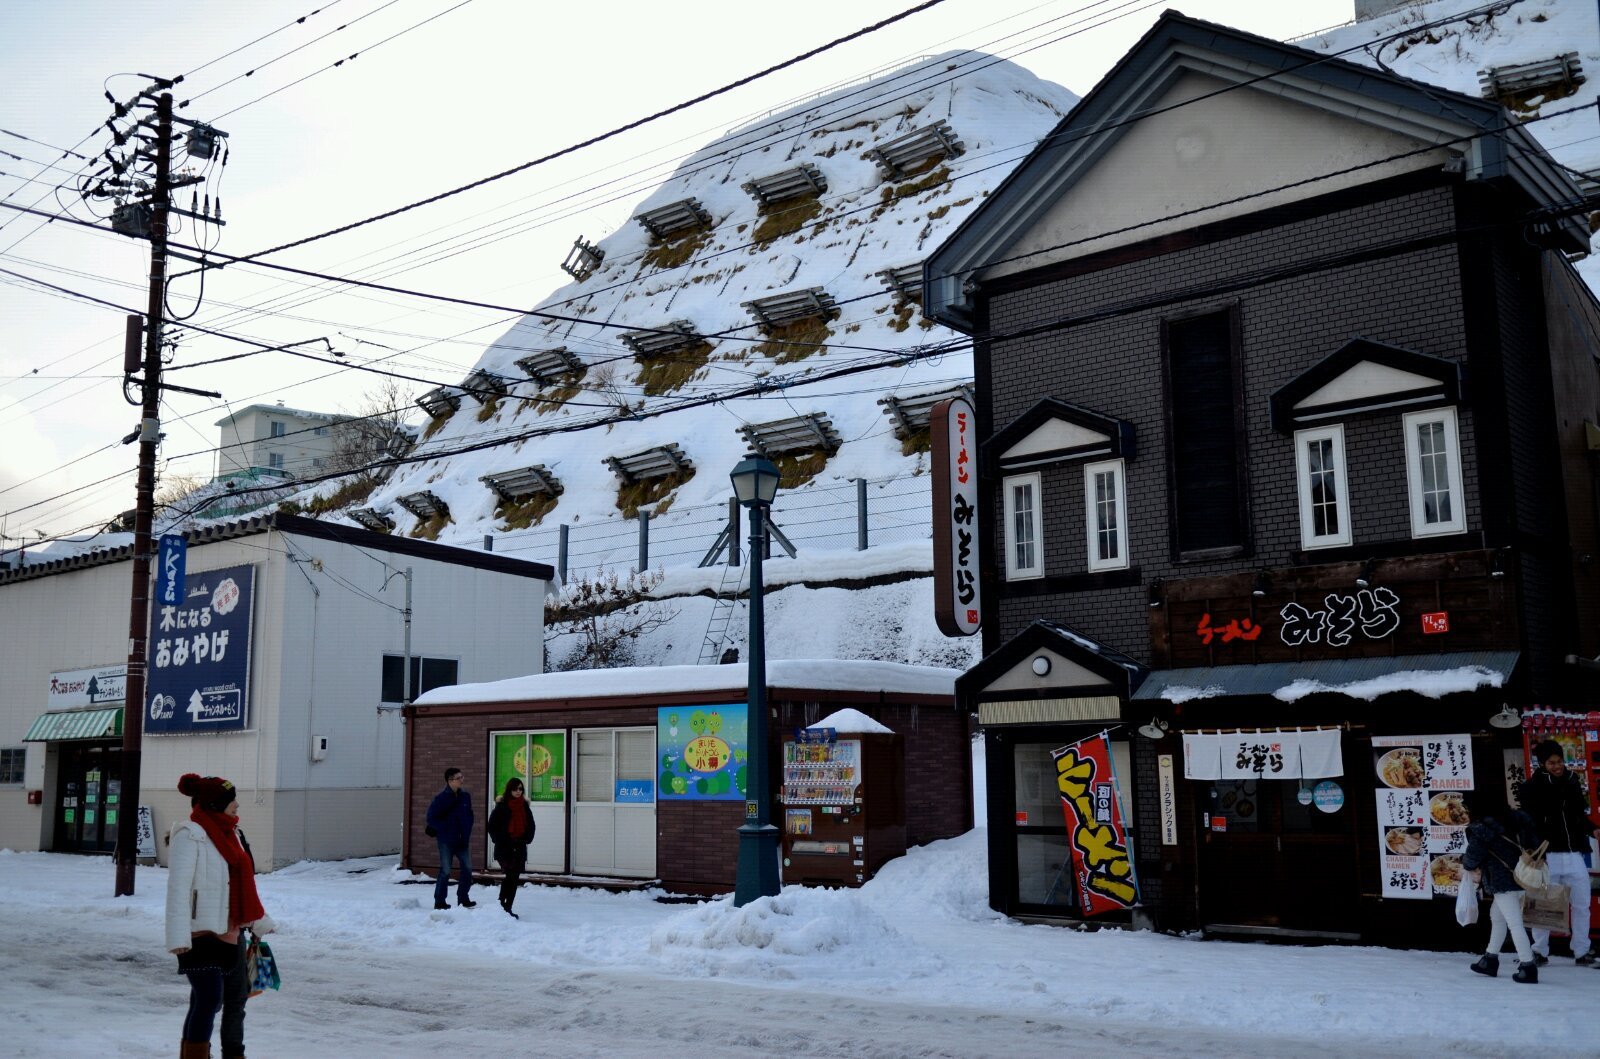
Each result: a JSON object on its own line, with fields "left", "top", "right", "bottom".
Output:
{"left": 426, "top": 767, "right": 476, "bottom": 909}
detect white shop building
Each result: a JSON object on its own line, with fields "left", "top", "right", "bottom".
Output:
{"left": 0, "top": 513, "right": 552, "bottom": 868}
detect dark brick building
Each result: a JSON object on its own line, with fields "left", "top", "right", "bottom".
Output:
{"left": 926, "top": 13, "right": 1599, "bottom": 947}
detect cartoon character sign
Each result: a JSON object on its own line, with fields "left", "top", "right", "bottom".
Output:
{"left": 658, "top": 704, "right": 748, "bottom": 800}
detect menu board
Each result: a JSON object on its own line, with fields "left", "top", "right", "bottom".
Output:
{"left": 1373, "top": 734, "right": 1474, "bottom": 900}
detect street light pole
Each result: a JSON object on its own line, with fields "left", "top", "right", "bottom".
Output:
{"left": 731, "top": 457, "right": 781, "bottom": 906}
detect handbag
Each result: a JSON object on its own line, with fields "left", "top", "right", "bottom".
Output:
{"left": 247, "top": 934, "right": 281, "bottom": 996}
{"left": 1454, "top": 879, "right": 1480, "bottom": 927}
{"left": 1513, "top": 840, "right": 1550, "bottom": 892}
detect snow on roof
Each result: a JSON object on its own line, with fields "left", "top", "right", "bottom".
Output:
{"left": 809, "top": 707, "right": 894, "bottom": 733}
{"left": 415, "top": 658, "right": 959, "bottom": 706}
{"left": 1271, "top": 664, "right": 1507, "bottom": 703}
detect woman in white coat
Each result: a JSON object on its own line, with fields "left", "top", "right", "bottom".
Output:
{"left": 165, "top": 774, "right": 273, "bottom": 1059}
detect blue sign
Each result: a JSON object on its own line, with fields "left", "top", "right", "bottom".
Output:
{"left": 795, "top": 727, "right": 837, "bottom": 744}
{"left": 145, "top": 563, "right": 255, "bottom": 734}
{"left": 157, "top": 534, "right": 187, "bottom": 607}
{"left": 1313, "top": 780, "right": 1345, "bottom": 814}
{"left": 614, "top": 779, "right": 654, "bottom": 804}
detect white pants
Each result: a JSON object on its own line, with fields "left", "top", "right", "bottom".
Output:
{"left": 1531, "top": 851, "right": 1592, "bottom": 958}
{"left": 1487, "top": 891, "right": 1534, "bottom": 962}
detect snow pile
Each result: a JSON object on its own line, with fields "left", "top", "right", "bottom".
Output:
{"left": 808, "top": 707, "right": 893, "bottom": 733}
{"left": 1159, "top": 684, "right": 1226, "bottom": 704}
{"left": 649, "top": 887, "right": 897, "bottom": 965}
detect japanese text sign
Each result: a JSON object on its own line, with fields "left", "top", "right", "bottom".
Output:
{"left": 1050, "top": 734, "right": 1139, "bottom": 916}
{"left": 144, "top": 563, "right": 255, "bottom": 734}
{"left": 657, "top": 704, "right": 749, "bottom": 800}
{"left": 931, "top": 396, "right": 980, "bottom": 637}
{"left": 157, "top": 534, "right": 186, "bottom": 607}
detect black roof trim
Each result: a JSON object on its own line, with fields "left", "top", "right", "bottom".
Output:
{"left": 1269, "top": 337, "right": 1464, "bottom": 433}
{"left": 982, "top": 397, "right": 1135, "bottom": 472}
{"left": 0, "top": 512, "right": 552, "bottom": 588}
{"left": 955, "top": 619, "right": 1146, "bottom": 708}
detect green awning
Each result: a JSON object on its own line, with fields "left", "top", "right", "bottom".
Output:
{"left": 24, "top": 707, "right": 123, "bottom": 742}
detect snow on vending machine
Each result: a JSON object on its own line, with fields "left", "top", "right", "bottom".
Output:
{"left": 780, "top": 719, "right": 906, "bottom": 887}
{"left": 1519, "top": 709, "right": 1600, "bottom": 952}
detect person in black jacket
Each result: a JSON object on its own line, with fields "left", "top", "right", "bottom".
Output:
{"left": 425, "top": 768, "right": 476, "bottom": 910}
{"left": 1461, "top": 792, "right": 1540, "bottom": 983}
{"left": 487, "top": 777, "right": 536, "bottom": 918}
{"left": 1518, "top": 740, "right": 1596, "bottom": 966}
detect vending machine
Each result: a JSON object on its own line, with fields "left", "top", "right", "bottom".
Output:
{"left": 780, "top": 726, "right": 905, "bottom": 887}
{"left": 1519, "top": 709, "right": 1600, "bottom": 952}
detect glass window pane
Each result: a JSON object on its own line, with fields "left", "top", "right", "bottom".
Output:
{"left": 577, "top": 731, "right": 614, "bottom": 802}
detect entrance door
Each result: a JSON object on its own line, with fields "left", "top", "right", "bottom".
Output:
{"left": 54, "top": 743, "right": 122, "bottom": 854}
{"left": 571, "top": 728, "right": 656, "bottom": 878}
{"left": 1198, "top": 777, "right": 1360, "bottom": 936}
{"left": 487, "top": 730, "right": 567, "bottom": 873}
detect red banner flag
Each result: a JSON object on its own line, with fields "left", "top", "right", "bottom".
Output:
{"left": 1051, "top": 734, "right": 1139, "bottom": 916}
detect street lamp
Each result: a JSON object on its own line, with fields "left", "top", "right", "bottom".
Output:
{"left": 730, "top": 455, "right": 781, "bottom": 906}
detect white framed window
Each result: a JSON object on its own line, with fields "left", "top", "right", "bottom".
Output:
{"left": 1002, "top": 472, "right": 1044, "bottom": 580}
{"left": 269, "top": 420, "right": 286, "bottom": 438}
{"left": 1083, "top": 459, "right": 1129, "bottom": 572}
{"left": 268, "top": 452, "right": 284, "bottom": 470}
{"left": 1403, "top": 407, "right": 1465, "bottom": 537}
{"left": 1294, "top": 425, "right": 1351, "bottom": 549}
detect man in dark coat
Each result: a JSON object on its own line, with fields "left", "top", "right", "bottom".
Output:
{"left": 1518, "top": 740, "right": 1596, "bottom": 965}
{"left": 426, "top": 767, "right": 476, "bottom": 909}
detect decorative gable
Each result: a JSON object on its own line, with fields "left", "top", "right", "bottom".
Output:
{"left": 955, "top": 619, "right": 1146, "bottom": 724}
{"left": 1269, "top": 338, "right": 1464, "bottom": 432}
{"left": 984, "top": 397, "right": 1135, "bottom": 472}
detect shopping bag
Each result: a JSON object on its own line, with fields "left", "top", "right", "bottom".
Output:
{"left": 1454, "top": 881, "right": 1480, "bottom": 927}
{"left": 248, "top": 937, "right": 281, "bottom": 995}
{"left": 1523, "top": 884, "right": 1571, "bottom": 934}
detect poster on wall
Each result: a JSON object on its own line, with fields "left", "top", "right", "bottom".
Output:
{"left": 657, "top": 704, "right": 748, "bottom": 800}
{"left": 1050, "top": 733, "right": 1139, "bottom": 915}
{"left": 145, "top": 563, "right": 255, "bottom": 735}
{"left": 1372, "top": 734, "right": 1474, "bottom": 900}
{"left": 491, "top": 732, "right": 566, "bottom": 802}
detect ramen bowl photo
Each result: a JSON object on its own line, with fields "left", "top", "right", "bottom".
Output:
{"left": 1377, "top": 747, "right": 1425, "bottom": 789}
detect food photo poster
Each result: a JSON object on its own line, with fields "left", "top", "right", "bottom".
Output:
{"left": 1374, "top": 734, "right": 1474, "bottom": 900}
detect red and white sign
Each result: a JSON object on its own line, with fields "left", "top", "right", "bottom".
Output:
{"left": 1421, "top": 611, "right": 1449, "bottom": 635}
{"left": 931, "top": 397, "right": 980, "bottom": 637}
{"left": 1050, "top": 734, "right": 1139, "bottom": 915}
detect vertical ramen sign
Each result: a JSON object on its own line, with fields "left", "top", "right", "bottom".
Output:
{"left": 931, "top": 396, "right": 980, "bottom": 637}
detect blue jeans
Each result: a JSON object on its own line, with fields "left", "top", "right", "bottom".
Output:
{"left": 181, "top": 936, "right": 248, "bottom": 1051}
{"left": 434, "top": 840, "right": 472, "bottom": 905}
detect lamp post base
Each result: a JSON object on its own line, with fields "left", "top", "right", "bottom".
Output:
{"left": 733, "top": 822, "right": 781, "bottom": 906}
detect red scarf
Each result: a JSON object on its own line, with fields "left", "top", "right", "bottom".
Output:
{"left": 190, "top": 807, "right": 266, "bottom": 930}
{"left": 507, "top": 797, "right": 527, "bottom": 839}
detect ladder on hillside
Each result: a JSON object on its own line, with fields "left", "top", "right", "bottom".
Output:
{"left": 697, "top": 560, "right": 749, "bottom": 665}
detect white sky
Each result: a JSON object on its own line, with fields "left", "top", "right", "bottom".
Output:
{"left": 0, "top": 0, "right": 1353, "bottom": 544}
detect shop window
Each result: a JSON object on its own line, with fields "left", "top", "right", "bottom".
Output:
{"left": 576, "top": 729, "right": 655, "bottom": 803}
{"left": 270, "top": 421, "right": 286, "bottom": 438}
{"left": 1294, "top": 424, "right": 1351, "bottom": 549}
{"left": 380, "top": 655, "right": 459, "bottom": 703}
{"left": 1403, "top": 407, "right": 1464, "bottom": 537}
{"left": 1163, "top": 309, "right": 1247, "bottom": 556}
{"left": 1083, "top": 459, "right": 1128, "bottom": 572}
{"left": 0, "top": 747, "right": 23, "bottom": 784}
{"left": 1002, "top": 472, "right": 1043, "bottom": 580}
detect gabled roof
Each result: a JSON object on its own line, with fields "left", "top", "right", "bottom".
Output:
{"left": 926, "top": 10, "right": 1587, "bottom": 330}
{"left": 983, "top": 397, "right": 1135, "bottom": 472}
{"left": 1269, "top": 337, "right": 1465, "bottom": 432}
{"left": 955, "top": 618, "right": 1145, "bottom": 710}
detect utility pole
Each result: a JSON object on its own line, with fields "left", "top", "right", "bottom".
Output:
{"left": 113, "top": 87, "right": 173, "bottom": 897}
{"left": 106, "top": 84, "right": 225, "bottom": 895}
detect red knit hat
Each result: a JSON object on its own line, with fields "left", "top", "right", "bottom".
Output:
{"left": 178, "top": 773, "right": 236, "bottom": 813}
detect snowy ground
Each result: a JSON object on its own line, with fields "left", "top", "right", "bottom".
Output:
{"left": 4, "top": 828, "right": 1598, "bottom": 1057}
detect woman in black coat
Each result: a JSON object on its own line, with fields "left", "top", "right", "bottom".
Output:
{"left": 486, "top": 778, "right": 536, "bottom": 918}
{"left": 1460, "top": 791, "right": 1540, "bottom": 983}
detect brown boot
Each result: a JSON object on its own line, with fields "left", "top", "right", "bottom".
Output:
{"left": 179, "top": 1042, "right": 211, "bottom": 1059}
